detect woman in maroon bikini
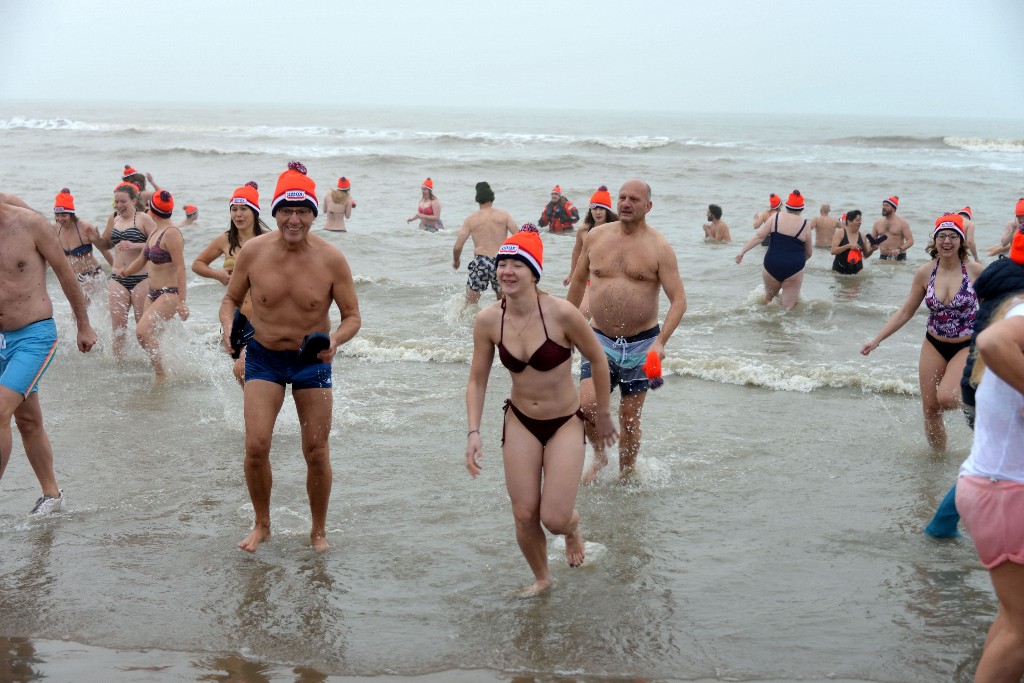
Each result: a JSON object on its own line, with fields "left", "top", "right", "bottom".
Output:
{"left": 465, "top": 224, "right": 617, "bottom": 597}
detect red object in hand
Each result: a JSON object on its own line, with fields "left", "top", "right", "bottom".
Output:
{"left": 643, "top": 350, "right": 664, "bottom": 390}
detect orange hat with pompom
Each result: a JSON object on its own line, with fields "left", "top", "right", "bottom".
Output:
{"left": 883, "top": 195, "right": 899, "bottom": 210}
{"left": 337, "top": 177, "right": 351, "bottom": 191}
{"left": 231, "top": 181, "right": 261, "bottom": 214}
{"left": 933, "top": 212, "right": 965, "bottom": 241}
{"left": 768, "top": 193, "right": 781, "bottom": 209}
{"left": 122, "top": 165, "right": 138, "bottom": 180}
{"left": 149, "top": 189, "right": 174, "bottom": 218}
{"left": 422, "top": 177, "right": 433, "bottom": 191}
{"left": 785, "top": 190, "right": 805, "bottom": 212}
{"left": 272, "top": 161, "right": 318, "bottom": 217}
{"left": 589, "top": 186, "right": 612, "bottom": 211}
{"left": 54, "top": 188, "right": 75, "bottom": 214}
{"left": 496, "top": 224, "right": 544, "bottom": 280}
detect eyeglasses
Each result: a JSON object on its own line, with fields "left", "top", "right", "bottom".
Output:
{"left": 935, "top": 233, "right": 960, "bottom": 242}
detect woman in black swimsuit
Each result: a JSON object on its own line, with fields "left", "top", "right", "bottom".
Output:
{"left": 465, "top": 224, "right": 617, "bottom": 597}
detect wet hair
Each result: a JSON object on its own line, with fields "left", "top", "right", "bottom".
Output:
{"left": 226, "top": 208, "right": 269, "bottom": 256}
{"left": 708, "top": 204, "right": 723, "bottom": 220}
{"left": 330, "top": 188, "right": 351, "bottom": 206}
{"left": 970, "top": 294, "right": 1024, "bottom": 385}
{"left": 845, "top": 209, "right": 862, "bottom": 223}
{"left": 583, "top": 206, "right": 618, "bottom": 229}
{"left": 927, "top": 233, "right": 968, "bottom": 260}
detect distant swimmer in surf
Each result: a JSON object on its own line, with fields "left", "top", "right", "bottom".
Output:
{"left": 408, "top": 177, "right": 443, "bottom": 231}
{"left": 810, "top": 202, "right": 840, "bottom": 248}
{"left": 323, "top": 176, "right": 355, "bottom": 232}
{"left": 736, "top": 189, "right": 813, "bottom": 309}
{"left": 452, "top": 181, "right": 517, "bottom": 304}
{"left": 752, "top": 193, "right": 782, "bottom": 246}
{"left": 702, "top": 203, "right": 731, "bottom": 242}
{"left": 870, "top": 195, "right": 914, "bottom": 261}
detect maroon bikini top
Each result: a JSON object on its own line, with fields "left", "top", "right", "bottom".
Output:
{"left": 497, "top": 294, "right": 572, "bottom": 373}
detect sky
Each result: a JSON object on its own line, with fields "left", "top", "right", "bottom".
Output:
{"left": 1, "top": 0, "right": 1023, "bottom": 118}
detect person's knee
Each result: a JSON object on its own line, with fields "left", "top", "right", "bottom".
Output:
{"left": 540, "top": 509, "right": 573, "bottom": 536}
{"left": 244, "top": 436, "right": 273, "bottom": 461}
{"left": 302, "top": 442, "right": 330, "bottom": 468}
{"left": 13, "top": 408, "right": 43, "bottom": 436}
{"left": 511, "top": 502, "right": 540, "bottom": 528}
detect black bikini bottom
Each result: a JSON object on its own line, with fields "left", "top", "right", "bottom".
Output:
{"left": 502, "top": 399, "right": 586, "bottom": 447}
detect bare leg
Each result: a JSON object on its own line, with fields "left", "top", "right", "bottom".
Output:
{"left": 136, "top": 294, "right": 179, "bottom": 381}
{"left": 539, "top": 419, "right": 587, "bottom": 567}
{"left": 465, "top": 288, "right": 481, "bottom": 305}
{"left": 0, "top": 386, "right": 23, "bottom": 481}
{"left": 107, "top": 281, "right": 132, "bottom": 361}
{"left": 15, "top": 394, "right": 59, "bottom": 498}
{"left": 918, "top": 341, "right": 950, "bottom": 451}
{"left": 618, "top": 392, "right": 647, "bottom": 479}
{"left": 294, "top": 387, "right": 334, "bottom": 551}
{"left": 238, "top": 379, "right": 285, "bottom": 552}
{"left": 761, "top": 268, "right": 782, "bottom": 305}
{"left": 502, "top": 410, "right": 550, "bottom": 597}
{"left": 975, "top": 561, "right": 1024, "bottom": 682}
{"left": 130, "top": 280, "right": 149, "bottom": 323}
{"left": 579, "top": 377, "right": 608, "bottom": 483}
{"left": 778, "top": 271, "right": 805, "bottom": 310}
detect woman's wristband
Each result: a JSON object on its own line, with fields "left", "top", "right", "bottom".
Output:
{"left": 467, "top": 429, "right": 479, "bottom": 437}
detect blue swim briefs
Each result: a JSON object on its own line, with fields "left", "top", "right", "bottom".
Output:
{"left": 0, "top": 318, "right": 58, "bottom": 398}
{"left": 244, "top": 338, "right": 332, "bottom": 390}
{"left": 580, "top": 324, "right": 659, "bottom": 397}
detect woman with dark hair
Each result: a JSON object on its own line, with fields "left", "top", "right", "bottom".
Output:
{"left": 563, "top": 185, "right": 618, "bottom": 319}
{"left": 192, "top": 181, "right": 268, "bottom": 385}
{"left": 407, "top": 177, "right": 442, "bottom": 231}
{"left": 52, "top": 188, "right": 112, "bottom": 303}
{"left": 92, "top": 180, "right": 158, "bottom": 360}
{"left": 114, "top": 190, "right": 188, "bottom": 381}
{"left": 861, "top": 213, "right": 985, "bottom": 450}
{"left": 465, "top": 225, "right": 617, "bottom": 597}
{"left": 830, "top": 209, "right": 877, "bottom": 274}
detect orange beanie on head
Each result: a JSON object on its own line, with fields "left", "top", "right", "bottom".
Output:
{"left": 496, "top": 224, "right": 544, "bottom": 280}
{"left": 271, "top": 161, "right": 318, "bottom": 217}
{"left": 54, "top": 188, "right": 75, "bottom": 214}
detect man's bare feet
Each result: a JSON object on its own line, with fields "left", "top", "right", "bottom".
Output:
{"left": 581, "top": 455, "right": 607, "bottom": 484}
{"left": 513, "top": 578, "right": 552, "bottom": 599}
{"left": 237, "top": 526, "right": 271, "bottom": 553}
{"left": 311, "top": 531, "right": 329, "bottom": 552}
{"left": 565, "top": 527, "right": 585, "bottom": 568}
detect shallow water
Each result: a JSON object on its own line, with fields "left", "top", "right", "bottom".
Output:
{"left": 1, "top": 102, "right": 1021, "bottom": 681}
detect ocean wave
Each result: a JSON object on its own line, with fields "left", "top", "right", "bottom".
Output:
{"left": 340, "top": 337, "right": 469, "bottom": 364}
{"left": 943, "top": 136, "right": 1024, "bottom": 153}
{"left": 665, "top": 354, "right": 918, "bottom": 395}
{"left": 828, "top": 135, "right": 948, "bottom": 150}
{"left": 0, "top": 117, "right": 116, "bottom": 131}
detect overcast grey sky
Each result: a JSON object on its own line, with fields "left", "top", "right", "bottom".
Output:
{"left": 2, "top": 0, "right": 1022, "bottom": 118}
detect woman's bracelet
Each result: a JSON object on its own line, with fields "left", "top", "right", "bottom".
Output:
{"left": 467, "top": 429, "right": 479, "bottom": 437}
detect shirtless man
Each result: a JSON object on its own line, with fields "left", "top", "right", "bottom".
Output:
{"left": 219, "top": 162, "right": 361, "bottom": 553}
{"left": 567, "top": 179, "right": 687, "bottom": 482}
{"left": 702, "top": 204, "right": 730, "bottom": 241}
{"left": 0, "top": 195, "right": 97, "bottom": 515}
{"left": 452, "top": 181, "right": 517, "bottom": 304}
{"left": 871, "top": 195, "right": 914, "bottom": 261}
{"left": 985, "top": 199, "right": 1024, "bottom": 257}
{"left": 810, "top": 202, "right": 840, "bottom": 248}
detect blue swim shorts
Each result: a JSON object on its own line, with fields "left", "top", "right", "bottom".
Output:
{"left": 580, "top": 324, "right": 659, "bottom": 397}
{"left": 244, "top": 338, "right": 332, "bottom": 390}
{"left": 0, "top": 318, "right": 58, "bottom": 398}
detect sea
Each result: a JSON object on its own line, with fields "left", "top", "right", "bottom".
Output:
{"left": 0, "top": 101, "right": 1022, "bottom": 683}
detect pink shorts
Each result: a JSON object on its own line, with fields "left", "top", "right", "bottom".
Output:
{"left": 957, "top": 475, "right": 1024, "bottom": 569}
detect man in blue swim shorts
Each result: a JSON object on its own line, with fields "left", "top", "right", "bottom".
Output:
{"left": 568, "top": 179, "right": 687, "bottom": 482}
{"left": 0, "top": 195, "right": 97, "bottom": 515}
{"left": 220, "top": 162, "right": 361, "bottom": 554}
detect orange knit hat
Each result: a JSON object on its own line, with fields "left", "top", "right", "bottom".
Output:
{"left": 785, "top": 190, "right": 805, "bottom": 211}
{"left": 496, "top": 224, "right": 544, "bottom": 280}
{"left": 53, "top": 188, "right": 75, "bottom": 214}
{"left": 768, "top": 193, "right": 781, "bottom": 209}
{"left": 933, "top": 213, "right": 965, "bottom": 241}
{"left": 231, "top": 181, "right": 261, "bottom": 214}
{"left": 114, "top": 181, "right": 140, "bottom": 196}
{"left": 422, "top": 177, "right": 433, "bottom": 191}
{"left": 122, "top": 164, "right": 138, "bottom": 180}
{"left": 149, "top": 189, "right": 174, "bottom": 218}
{"left": 883, "top": 195, "right": 899, "bottom": 210}
{"left": 184, "top": 205, "right": 198, "bottom": 217}
{"left": 337, "top": 177, "right": 351, "bottom": 191}
{"left": 271, "top": 162, "right": 318, "bottom": 217}
{"left": 957, "top": 206, "right": 973, "bottom": 220}
{"left": 589, "top": 185, "right": 612, "bottom": 211}
{"left": 551, "top": 185, "right": 562, "bottom": 197}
